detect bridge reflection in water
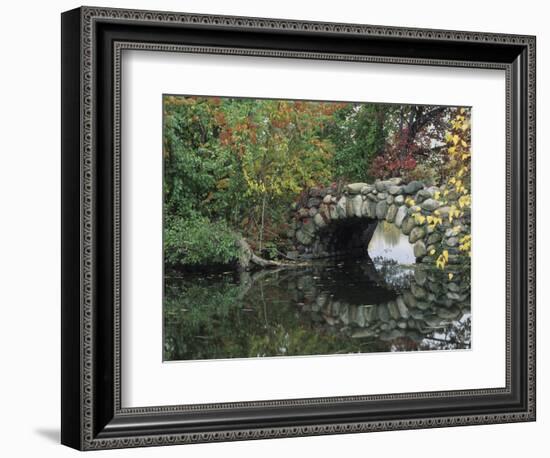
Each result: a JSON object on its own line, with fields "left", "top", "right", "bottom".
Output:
{"left": 164, "top": 222, "right": 470, "bottom": 361}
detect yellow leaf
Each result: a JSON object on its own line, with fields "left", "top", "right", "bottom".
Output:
{"left": 448, "top": 273, "right": 454, "bottom": 280}
{"left": 216, "top": 178, "right": 230, "bottom": 189}
{"left": 415, "top": 215, "right": 426, "bottom": 224}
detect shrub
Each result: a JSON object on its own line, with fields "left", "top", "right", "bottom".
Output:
{"left": 164, "top": 215, "right": 239, "bottom": 268}
{"left": 402, "top": 163, "right": 441, "bottom": 186}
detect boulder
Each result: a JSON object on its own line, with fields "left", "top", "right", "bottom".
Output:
{"left": 346, "top": 196, "right": 354, "bottom": 216}
{"left": 307, "top": 197, "right": 322, "bottom": 208}
{"left": 313, "top": 213, "right": 326, "bottom": 228}
{"left": 387, "top": 301, "right": 400, "bottom": 320}
{"left": 386, "top": 204, "right": 398, "bottom": 223}
{"left": 394, "top": 205, "right": 408, "bottom": 227}
{"left": 437, "top": 206, "right": 452, "bottom": 218}
{"left": 445, "top": 226, "right": 462, "bottom": 237}
{"left": 421, "top": 198, "right": 440, "bottom": 211}
{"left": 379, "top": 329, "right": 405, "bottom": 341}
{"left": 401, "top": 216, "right": 416, "bottom": 235}
{"left": 413, "top": 240, "right": 427, "bottom": 258}
{"left": 447, "top": 282, "right": 460, "bottom": 292}
{"left": 437, "top": 307, "right": 461, "bottom": 320}
{"left": 445, "top": 236, "right": 459, "bottom": 247}
{"left": 345, "top": 182, "right": 369, "bottom": 194}
{"left": 329, "top": 204, "right": 339, "bottom": 220}
{"left": 309, "top": 187, "right": 322, "bottom": 197}
{"left": 411, "top": 284, "right": 427, "bottom": 299}
{"left": 336, "top": 196, "right": 347, "bottom": 218}
{"left": 298, "top": 208, "right": 309, "bottom": 219}
{"left": 403, "top": 291, "right": 417, "bottom": 308}
{"left": 397, "top": 321, "right": 408, "bottom": 329}
{"left": 409, "top": 226, "right": 426, "bottom": 244}
{"left": 414, "top": 267, "right": 428, "bottom": 285}
{"left": 361, "top": 200, "right": 371, "bottom": 218}
{"left": 319, "top": 203, "right": 331, "bottom": 220}
{"left": 360, "top": 185, "right": 375, "bottom": 195}
{"left": 388, "top": 185, "right": 403, "bottom": 195}
{"left": 415, "top": 189, "right": 433, "bottom": 202}
{"left": 295, "top": 230, "right": 312, "bottom": 245}
{"left": 367, "top": 200, "right": 377, "bottom": 218}
{"left": 351, "top": 194, "right": 363, "bottom": 217}
{"left": 377, "top": 304, "right": 390, "bottom": 322}
{"left": 415, "top": 301, "right": 430, "bottom": 310}
{"left": 396, "top": 296, "right": 409, "bottom": 319}
{"left": 351, "top": 329, "right": 378, "bottom": 338}
{"left": 404, "top": 180, "right": 424, "bottom": 194}
{"left": 427, "top": 232, "right": 442, "bottom": 245}
{"left": 376, "top": 201, "right": 388, "bottom": 219}
{"left": 286, "top": 250, "right": 299, "bottom": 260}
{"left": 366, "top": 193, "right": 378, "bottom": 202}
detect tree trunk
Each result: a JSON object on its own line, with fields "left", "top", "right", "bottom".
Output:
{"left": 259, "top": 193, "right": 267, "bottom": 253}
{"left": 236, "top": 238, "right": 309, "bottom": 271}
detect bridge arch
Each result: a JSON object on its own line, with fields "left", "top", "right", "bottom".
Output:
{"left": 290, "top": 178, "right": 469, "bottom": 265}
{"left": 277, "top": 260, "right": 470, "bottom": 345}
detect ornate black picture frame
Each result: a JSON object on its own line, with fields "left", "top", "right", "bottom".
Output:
{"left": 61, "top": 6, "right": 536, "bottom": 450}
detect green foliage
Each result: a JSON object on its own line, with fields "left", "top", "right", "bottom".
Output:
{"left": 164, "top": 215, "right": 239, "bottom": 267}
{"left": 163, "top": 273, "right": 388, "bottom": 361}
{"left": 163, "top": 96, "right": 346, "bottom": 259}
{"left": 402, "top": 162, "right": 441, "bottom": 186}
{"left": 162, "top": 95, "right": 468, "bottom": 267}
{"left": 163, "top": 276, "right": 247, "bottom": 360}
{"left": 328, "top": 104, "right": 389, "bottom": 182}
{"left": 163, "top": 97, "right": 247, "bottom": 224}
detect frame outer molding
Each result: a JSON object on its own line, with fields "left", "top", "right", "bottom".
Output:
{"left": 61, "top": 5, "right": 536, "bottom": 450}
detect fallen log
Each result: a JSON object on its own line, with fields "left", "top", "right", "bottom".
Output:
{"left": 236, "top": 238, "right": 309, "bottom": 271}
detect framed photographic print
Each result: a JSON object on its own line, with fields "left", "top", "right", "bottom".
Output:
{"left": 61, "top": 6, "right": 536, "bottom": 450}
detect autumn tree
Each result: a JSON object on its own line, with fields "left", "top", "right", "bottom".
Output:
{"left": 218, "top": 99, "right": 343, "bottom": 252}
{"left": 369, "top": 105, "right": 452, "bottom": 183}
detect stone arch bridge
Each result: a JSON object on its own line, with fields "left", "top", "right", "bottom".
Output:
{"left": 289, "top": 178, "right": 470, "bottom": 264}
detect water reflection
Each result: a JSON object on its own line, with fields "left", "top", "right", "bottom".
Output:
{"left": 164, "top": 223, "right": 471, "bottom": 361}
{"left": 368, "top": 220, "right": 415, "bottom": 265}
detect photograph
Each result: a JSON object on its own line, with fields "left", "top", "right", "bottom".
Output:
{"left": 51, "top": 2, "right": 537, "bottom": 452}
{"left": 162, "top": 95, "right": 472, "bottom": 361}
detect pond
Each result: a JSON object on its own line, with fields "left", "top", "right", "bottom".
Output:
{"left": 164, "top": 221, "right": 471, "bottom": 361}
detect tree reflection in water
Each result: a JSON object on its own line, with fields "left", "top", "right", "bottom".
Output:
{"left": 164, "top": 222, "right": 471, "bottom": 361}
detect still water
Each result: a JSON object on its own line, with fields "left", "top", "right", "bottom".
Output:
{"left": 164, "top": 222, "right": 471, "bottom": 361}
